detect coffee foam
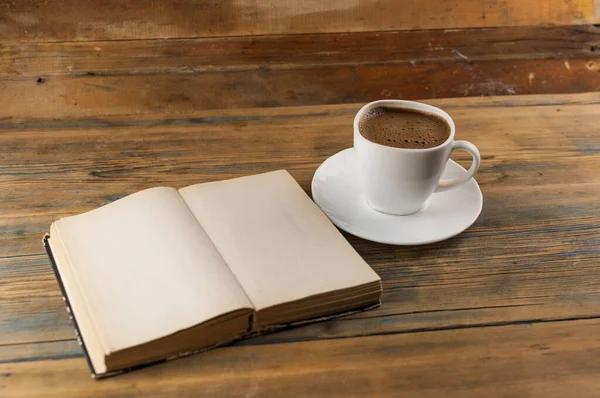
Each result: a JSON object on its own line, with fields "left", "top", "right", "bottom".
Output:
{"left": 359, "top": 106, "right": 450, "bottom": 149}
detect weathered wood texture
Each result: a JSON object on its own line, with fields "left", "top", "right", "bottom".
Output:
{"left": 1, "top": 0, "right": 598, "bottom": 42}
{"left": 5, "top": 26, "right": 598, "bottom": 78}
{"left": 2, "top": 0, "right": 600, "bottom": 393}
{"left": 2, "top": 26, "right": 599, "bottom": 119}
{"left": 4, "top": 319, "right": 600, "bottom": 397}
{"left": 1, "top": 94, "right": 599, "bottom": 388}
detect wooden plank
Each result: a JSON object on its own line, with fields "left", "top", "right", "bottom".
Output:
{"left": 4, "top": 299, "right": 600, "bottom": 360}
{"left": 2, "top": 95, "right": 599, "bottom": 346}
{"left": 0, "top": 339, "right": 82, "bottom": 364}
{"left": 0, "top": 255, "right": 74, "bottom": 345}
{"left": 2, "top": 26, "right": 598, "bottom": 78}
{"left": 2, "top": 96, "right": 599, "bottom": 254}
{"left": 3, "top": 319, "right": 600, "bottom": 397}
{"left": 1, "top": 26, "right": 599, "bottom": 117}
{"left": 1, "top": 0, "right": 598, "bottom": 42}
{"left": 3, "top": 238, "right": 600, "bottom": 346}
{"left": 2, "top": 56, "right": 600, "bottom": 119}
{"left": 2, "top": 26, "right": 598, "bottom": 117}
{"left": 2, "top": 91, "right": 600, "bottom": 128}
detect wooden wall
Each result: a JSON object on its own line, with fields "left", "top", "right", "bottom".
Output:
{"left": 1, "top": 0, "right": 599, "bottom": 121}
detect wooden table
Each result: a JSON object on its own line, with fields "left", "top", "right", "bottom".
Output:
{"left": 1, "top": 92, "right": 600, "bottom": 397}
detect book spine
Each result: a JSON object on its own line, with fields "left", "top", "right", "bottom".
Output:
{"left": 43, "top": 233, "right": 99, "bottom": 379}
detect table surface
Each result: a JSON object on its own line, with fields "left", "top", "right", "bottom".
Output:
{"left": 1, "top": 92, "right": 600, "bottom": 397}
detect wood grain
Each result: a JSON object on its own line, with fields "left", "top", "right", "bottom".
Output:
{"left": 2, "top": 59, "right": 599, "bottom": 119}
{"left": 2, "top": 0, "right": 600, "bottom": 392}
{"left": 2, "top": 94, "right": 599, "bottom": 254}
{"left": 1, "top": 95, "right": 599, "bottom": 360}
{"left": 2, "top": 26, "right": 599, "bottom": 118}
{"left": 3, "top": 244, "right": 600, "bottom": 347}
{"left": 1, "top": 0, "right": 598, "bottom": 42}
{"left": 5, "top": 300, "right": 600, "bottom": 360}
{"left": 3, "top": 91, "right": 599, "bottom": 129}
{"left": 3, "top": 26, "right": 598, "bottom": 77}
{"left": 4, "top": 319, "right": 600, "bottom": 397}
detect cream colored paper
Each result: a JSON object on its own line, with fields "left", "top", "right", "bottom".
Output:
{"left": 179, "top": 170, "right": 381, "bottom": 311}
{"left": 53, "top": 187, "right": 252, "bottom": 353}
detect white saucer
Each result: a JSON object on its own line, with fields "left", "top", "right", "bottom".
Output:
{"left": 311, "top": 148, "right": 483, "bottom": 245}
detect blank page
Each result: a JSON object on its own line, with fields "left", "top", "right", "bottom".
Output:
{"left": 179, "top": 171, "right": 381, "bottom": 311}
{"left": 52, "top": 187, "right": 252, "bottom": 353}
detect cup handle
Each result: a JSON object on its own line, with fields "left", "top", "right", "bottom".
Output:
{"left": 435, "top": 140, "right": 481, "bottom": 193}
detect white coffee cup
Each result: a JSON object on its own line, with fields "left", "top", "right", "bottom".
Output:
{"left": 354, "top": 100, "right": 481, "bottom": 216}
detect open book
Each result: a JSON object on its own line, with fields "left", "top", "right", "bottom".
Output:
{"left": 44, "top": 170, "right": 382, "bottom": 378}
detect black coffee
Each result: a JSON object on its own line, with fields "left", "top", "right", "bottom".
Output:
{"left": 359, "top": 106, "right": 451, "bottom": 149}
